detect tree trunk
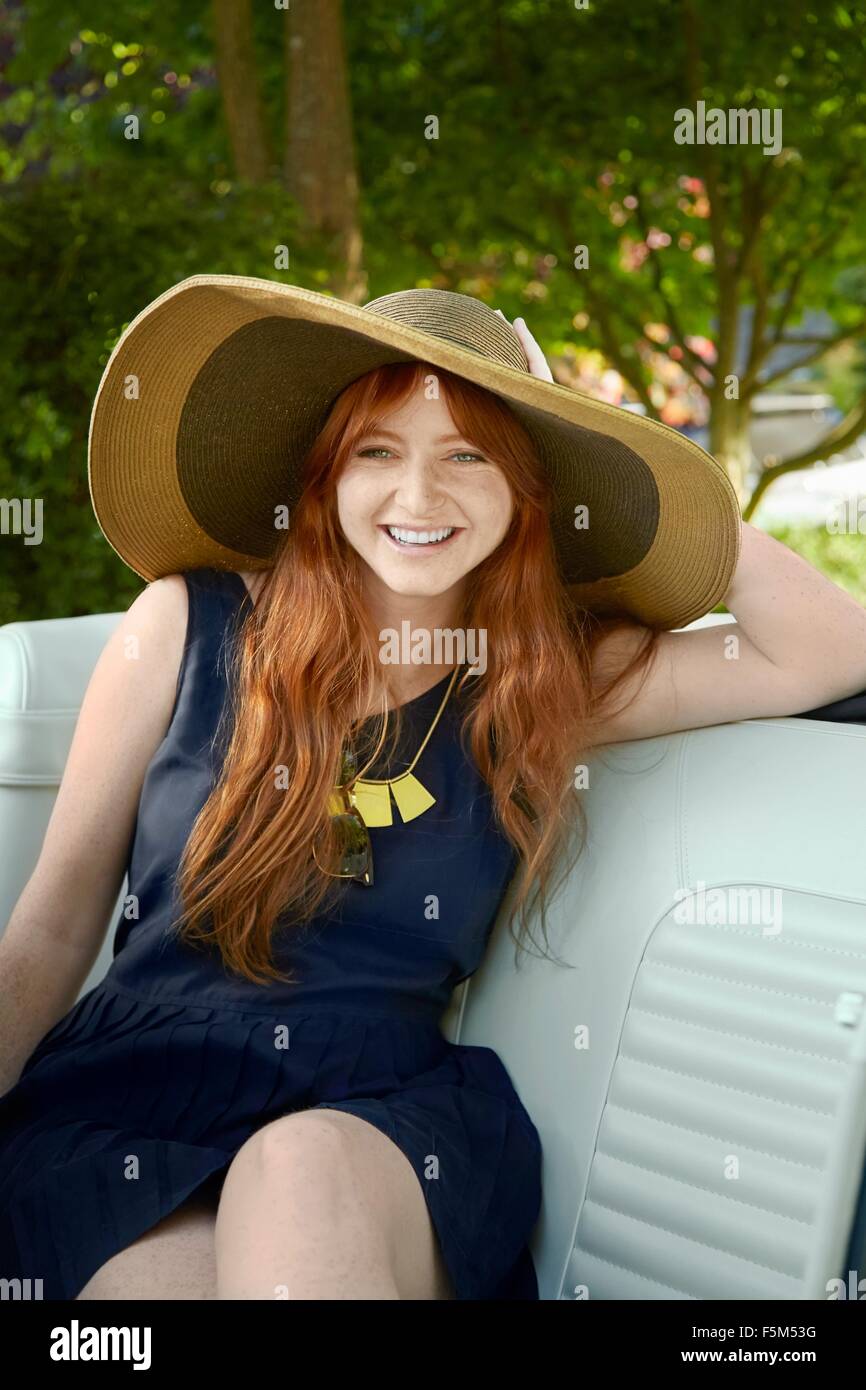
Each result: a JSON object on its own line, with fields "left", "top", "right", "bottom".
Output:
{"left": 284, "top": 0, "right": 365, "bottom": 301}
{"left": 212, "top": 0, "right": 271, "bottom": 182}
{"left": 708, "top": 397, "right": 752, "bottom": 509}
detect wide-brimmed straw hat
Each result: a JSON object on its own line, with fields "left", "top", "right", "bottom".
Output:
{"left": 88, "top": 274, "right": 741, "bottom": 628}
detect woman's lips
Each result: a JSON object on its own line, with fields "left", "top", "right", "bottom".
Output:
{"left": 378, "top": 524, "right": 463, "bottom": 553}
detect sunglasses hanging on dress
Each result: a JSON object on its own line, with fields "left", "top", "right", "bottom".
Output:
{"left": 314, "top": 665, "right": 462, "bottom": 887}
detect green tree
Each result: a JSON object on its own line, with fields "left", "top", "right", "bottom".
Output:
{"left": 2, "top": 0, "right": 866, "bottom": 618}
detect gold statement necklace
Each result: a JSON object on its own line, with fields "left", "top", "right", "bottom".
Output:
{"left": 328, "top": 665, "right": 461, "bottom": 827}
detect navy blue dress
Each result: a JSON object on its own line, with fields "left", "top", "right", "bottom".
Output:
{"left": 0, "top": 567, "right": 542, "bottom": 1300}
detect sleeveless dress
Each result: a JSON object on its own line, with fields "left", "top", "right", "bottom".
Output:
{"left": 0, "top": 568, "right": 543, "bottom": 1300}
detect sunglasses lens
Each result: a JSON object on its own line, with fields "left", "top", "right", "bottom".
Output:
{"left": 332, "top": 810, "right": 373, "bottom": 885}
{"left": 338, "top": 746, "right": 358, "bottom": 784}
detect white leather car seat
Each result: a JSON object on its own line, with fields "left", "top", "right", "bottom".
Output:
{"left": 2, "top": 604, "right": 865, "bottom": 1301}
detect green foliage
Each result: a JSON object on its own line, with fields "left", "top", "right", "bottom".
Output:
{"left": 0, "top": 170, "right": 301, "bottom": 622}
{"left": 2, "top": 0, "right": 866, "bottom": 620}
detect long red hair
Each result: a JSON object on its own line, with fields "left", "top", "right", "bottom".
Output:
{"left": 170, "top": 361, "right": 660, "bottom": 983}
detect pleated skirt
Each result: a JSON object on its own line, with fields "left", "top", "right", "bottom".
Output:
{"left": 0, "top": 976, "right": 543, "bottom": 1300}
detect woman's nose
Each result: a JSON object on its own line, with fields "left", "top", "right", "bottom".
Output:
{"left": 392, "top": 461, "right": 446, "bottom": 517}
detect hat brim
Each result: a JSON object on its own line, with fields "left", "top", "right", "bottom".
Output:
{"left": 88, "top": 274, "right": 741, "bottom": 629}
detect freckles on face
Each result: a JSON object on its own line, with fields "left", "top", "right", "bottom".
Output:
{"left": 334, "top": 389, "right": 514, "bottom": 599}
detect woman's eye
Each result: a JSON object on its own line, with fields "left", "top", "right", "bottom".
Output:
{"left": 355, "top": 446, "right": 487, "bottom": 462}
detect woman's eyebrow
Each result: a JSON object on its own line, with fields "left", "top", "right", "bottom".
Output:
{"left": 358, "top": 428, "right": 470, "bottom": 444}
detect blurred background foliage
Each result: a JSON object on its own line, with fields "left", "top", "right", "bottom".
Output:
{"left": 1, "top": 0, "right": 865, "bottom": 620}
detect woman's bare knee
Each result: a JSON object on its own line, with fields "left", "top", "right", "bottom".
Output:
{"left": 75, "top": 1193, "right": 218, "bottom": 1301}
{"left": 215, "top": 1109, "right": 453, "bottom": 1300}
{"left": 215, "top": 1112, "right": 389, "bottom": 1297}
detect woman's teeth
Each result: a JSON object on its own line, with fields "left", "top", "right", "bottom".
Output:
{"left": 386, "top": 525, "right": 455, "bottom": 546}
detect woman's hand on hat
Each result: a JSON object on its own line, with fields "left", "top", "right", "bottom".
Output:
{"left": 494, "top": 309, "right": 554, "bottom": 382}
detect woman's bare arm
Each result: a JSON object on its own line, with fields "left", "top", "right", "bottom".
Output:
{"left": 503, "top": 315, "right": 866, "bottom": 746}
{"left": 0, "top": 574, "right": 188, "bottom": 1092}
{"left": 589, "top": 522, "right": 866, "bottom": 744}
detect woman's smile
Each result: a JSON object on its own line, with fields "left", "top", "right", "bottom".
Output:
{"left": 379, "top": 523, "right": 464, "bottom": 553}
{"left": 335, "top": 383, "right": 514, "bottom": 603}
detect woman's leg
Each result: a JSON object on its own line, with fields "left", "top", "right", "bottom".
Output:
{"left": 75, "top": 1191, "right": 218, "bottom": 1300}
{"left": 214, "top": 1108, "right": 454, "bottom": 1300}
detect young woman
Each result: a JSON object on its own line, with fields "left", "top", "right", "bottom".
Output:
{"left": 1, "top": 280, "right": 866, "bottom": 1302}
